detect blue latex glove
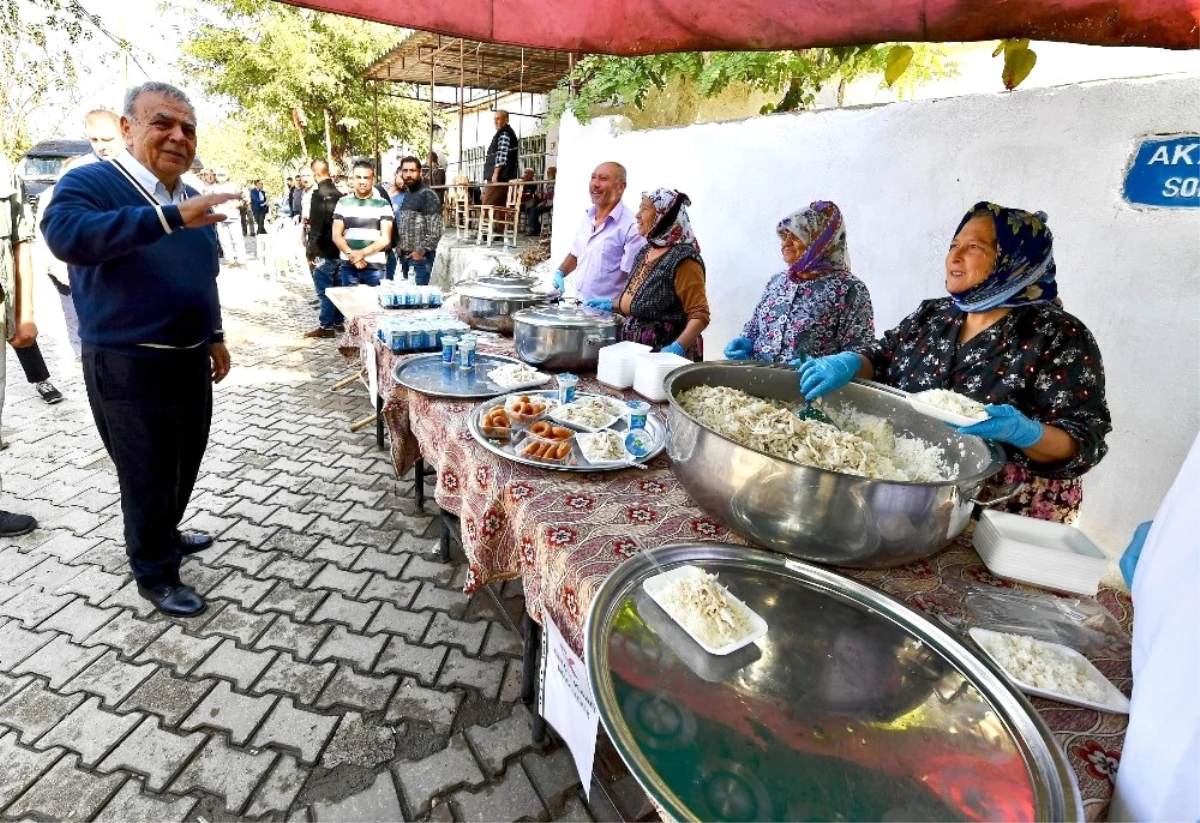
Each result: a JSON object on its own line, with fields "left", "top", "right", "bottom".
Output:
{"left": 724, "top": 336, "right": 753, "bottom": 360}
{"left": 952, "top": 404, "right": 1044, "bottom": 449}
{"left": 662, "top": 342, "right": 686, "bottom": 357}
{"left": 552, "top": 269, "right": 566, "bottom": 290}
{"left": 583, "top": 297, "right": 613, "bottom": 311}
{"left": 798, "top": 352, "right": 862, "bottom": 400}
{"left": 1119, "top": 520, "right": 1153, "bottom": 589}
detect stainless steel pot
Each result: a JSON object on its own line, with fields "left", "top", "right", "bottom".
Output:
{"left": 663, "top": 362, "right": 1005, "bottom": 568}
{"left": 512, "top": 302, "right": 619, "bottom": 371}
{"left": 456, "top": 271, "right": 552, "bottom": 334}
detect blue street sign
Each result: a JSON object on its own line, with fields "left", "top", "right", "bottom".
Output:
{"left": 1123, "top": 135, "right": 1200, "bottom": 208}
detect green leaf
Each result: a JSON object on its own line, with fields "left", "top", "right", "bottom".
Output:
{"left": 1002, "top": 45, "right": 1037, "bottom": 90}
{"left": 884, "top": 45, "right": 914, "bottom": 87}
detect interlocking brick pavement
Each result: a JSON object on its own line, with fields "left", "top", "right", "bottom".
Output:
{"left": 0, "top": 261, "right": 589, "bottom": 820}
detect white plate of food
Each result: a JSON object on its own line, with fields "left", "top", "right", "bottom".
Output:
{"left": 485, "top": 362, "right": 553, "bottom": 391}
{"left": 969, "top": 628, "right": 1129, "bottom": 713}
{"left": 548, "top": 396, "right": 625, "bottom": 433}
{"left": 643, "top": 565, "right": 768, "bottom": 656}
{"left": 908, "top": 389, "right": 991, "bottom": 427}
{"left": 576, "top": 429, "right": 635, "bottom": 467}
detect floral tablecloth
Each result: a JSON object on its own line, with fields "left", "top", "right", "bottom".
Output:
{"left": 341, "top": 313, "right": 1130, "bottom": 821}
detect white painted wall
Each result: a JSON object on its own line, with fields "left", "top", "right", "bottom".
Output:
{"left": 551, "top": 76, "right": 1200, "bottom": 554}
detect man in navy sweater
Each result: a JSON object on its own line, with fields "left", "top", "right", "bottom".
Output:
{"left": 42, "top": 81, "right": 239, "bottom": 617}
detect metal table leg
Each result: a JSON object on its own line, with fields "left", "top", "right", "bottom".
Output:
{"left": 521, "top": 611, "right": 547, "bottom": 744}
{"left": 375, "top": 393, "right": 385, "bottom": 450}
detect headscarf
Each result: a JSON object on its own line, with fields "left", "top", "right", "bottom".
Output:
{"left": 950, "top": 201, "right": 1058, "bottom": 312}
{"left": 776, "top": 200, "right": 851, "bottom": 282}
{"left": 643, "top": 188, "right": 699, "bottom": 251}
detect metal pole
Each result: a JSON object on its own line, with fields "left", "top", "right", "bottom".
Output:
{"left": 373, "top": 82, "right": 381, "bottom": 174}
{"left": 429, "top": 54, "right": 436, "bottom": 159}
{"left": 458, "top": 39, "right": 465, "bottom": 175}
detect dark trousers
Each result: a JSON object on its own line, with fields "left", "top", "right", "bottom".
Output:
{"left": 82, "top": 346, "right": 212, "bottom": 588}
{"left": 14, "top": 341, "right": 50, "bottom": 383}
{"left": 339, "top": 262, "right": 382, "bottom": 287}
{"left": 399, "top": 249, "right": 436, "bottom": 286}
{"left": 253, "top": 210, "right": 267, "bottom": 234}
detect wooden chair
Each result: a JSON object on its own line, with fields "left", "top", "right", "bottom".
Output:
{"left": 452, "top": 178, "right": 477, "bottom": 240}
{"left": 477, "top": 182, "right": 524, "bottom": 247}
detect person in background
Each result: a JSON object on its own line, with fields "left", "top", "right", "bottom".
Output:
{"left": 424, "top": 151, "right": 446, "bottom": 190}
{"left": 386, "top": 165, "right": 407, "bottom": 281}
{"left": 249, "top": 180, "right": 268, "bottom": 234}
{"left": 303, "top": 159, "right": 345, "bottom": 338}
{"left": 30, "top": 154, "right": 87, "bottom": 359}
{"left": 211, "top": 169, "right": 245, "bottom": 267}
{"left": 81, "top": 109, "right": 124, "bottom": 163}
{"left": 0, "top": 151, "right": 39, "bottom": 536}
{"left": 332, "top": 160, "right": 392, "bottom": 287}
{"left": 289, "top": 171, "right": 306, "bottom": 222}
{"left": 587, "top": 188, "right": 708, "bottom": 360}
{"left": 725, "top": 201, "right": 874, "bottom": 363}
{"left": 1110, "top": 434, "right": 1199, "bottom": 823}
{"left": 481, "top": 110, "right": 519, "bottom": 207}
{"left": 283, "top": 175, "right": 295, "bottom": 216}
{"left": 41, "top": 81, "right": 237, "bottom": 616}
{"left": 799, "top": 201, "right": 1110, "bottom": 523}
{"left": 525, "top": 166, "right": 556, "bottom": 236}
{"left": 551, "top": 161, "right": 645, "bottom": 302}
{"left": 394, "top": 156, "right": 443, "bottom": 287}
{"left": 238, "top": 183, "right": 253, "bottom": 237}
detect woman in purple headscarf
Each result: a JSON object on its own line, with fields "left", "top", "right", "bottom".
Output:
{"left": 724, "top": 200, "right": 875, "bottom": 364}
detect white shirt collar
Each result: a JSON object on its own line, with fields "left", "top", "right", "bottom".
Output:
{"left": 113, "top": 152, "right": 186, "bottom": 206}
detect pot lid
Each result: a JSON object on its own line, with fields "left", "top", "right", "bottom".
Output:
{"left": 513, "top": 301, "right": 618, "bottom": 329}
{"left": 586, "top": 543, "right": 1082, "bottom": 822}
{"left": 458, "top": 270, "right": 550, "bottom": 300}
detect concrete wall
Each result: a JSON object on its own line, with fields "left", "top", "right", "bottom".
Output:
{"left": 551, "top": 76, "right": 1200, "bottom": 554}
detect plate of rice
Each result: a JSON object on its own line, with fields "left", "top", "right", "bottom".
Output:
{"left": 909, "top": 389, "right": 990, "bottom": 427}
{"left": 486, "top": 362, "right": 553, "bottom": 391}
{"left": 643, "top": 565, "right": 767, "bottom": 656}
{"left": 969, "top": 628, "right": 1129, "bottom": 713}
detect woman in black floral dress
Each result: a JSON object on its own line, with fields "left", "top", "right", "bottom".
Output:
{"left": 799, "top": 202, "right": 1111, "bottom": 523}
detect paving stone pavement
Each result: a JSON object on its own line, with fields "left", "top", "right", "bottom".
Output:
{"left": 0, "top": 261, "right": 593, "bottom": 822}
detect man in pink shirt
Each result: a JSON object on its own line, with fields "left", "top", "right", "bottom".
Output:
{"left": 551, "top": 162, "right": 646, "bottom": 302}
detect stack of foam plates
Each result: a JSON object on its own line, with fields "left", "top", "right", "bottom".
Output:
{"left": 974, "top": 510, "right": 1109, "bottom": 596}
{"left": 596, "top": 341, "right": 651, "bottom": 389}
{"left": 632, "top": 351, "right": 691, "bottom": 402}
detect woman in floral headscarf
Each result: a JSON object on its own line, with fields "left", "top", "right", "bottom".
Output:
{"left": 585, "top": 188, "right": 709, "bottom": 360}
{"left": 724, "top": 201, "right": 875, "bottom": 363}
{"left": 800, "top": 201, "right": 1111, "bottom": 523}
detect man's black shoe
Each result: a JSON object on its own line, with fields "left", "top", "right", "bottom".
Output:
{"left": 0, "top": 511, "right": 37, "bottom": 537}
{"left": 137, "top": 583, "right": 207, "bottom": 616}
{"left": 177, "top": 532, "right": 214, "bottom": 555}
{"left": 36, "top": 381, "right": 64, "bottom": 404}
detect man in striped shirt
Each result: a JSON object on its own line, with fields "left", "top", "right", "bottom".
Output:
{"left": 332, "top": 160, "right": 392, "bottom": 286}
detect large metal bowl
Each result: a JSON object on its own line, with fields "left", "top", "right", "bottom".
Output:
{"left": 456, "top": 271, "right": 552, "bottom": 334}
{"left": 512, "top": 303, "right": 619, "bottom": 371}
{"left": 664, "top": 362, "right": 1005, "bottom": 568}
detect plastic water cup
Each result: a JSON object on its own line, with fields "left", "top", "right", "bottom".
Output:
{"left": 459, "top": 337, "right": 477, "bottom": 371}
{"left": 626, "top": 399, "right": 650, "bottom": 430}
{"left": 557, "top": 373, "right": 579, "bottom": 405}
{"left": 442, "top": 335, "right": 459, "bottom": 364}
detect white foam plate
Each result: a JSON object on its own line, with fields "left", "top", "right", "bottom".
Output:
{"left": 576, "top": 431, "right": 636, "bottom": 467}
{"left": 907, "top": 395, "right": 989, "bottom": 428}
{"left": 642, "top": 565, "right": 768, "bottom": 656}
{"left": 548, "top": 397, "right": 626, "bottom": 433}
{"left": 980, "top": 511, "right": 1108, "bottom": 560}
{"left": 969, "top": 628, "right": 1129, "bottom": 713}
{"left": 485, "top": 367, "right": 553, "bottom": 392}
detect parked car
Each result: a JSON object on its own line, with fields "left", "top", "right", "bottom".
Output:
{"left": 19, "top": 139, "right": 91, "bottom": 217}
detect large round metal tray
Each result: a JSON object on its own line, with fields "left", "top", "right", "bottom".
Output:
{"left": 585, "top": 542, "right": 1083, "bottom": 823}
{"left": 392, "top": 353, "right": 531, "bottom": 399}
{"left": 467, "top": 389, "right": 666, "bottom": 473}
